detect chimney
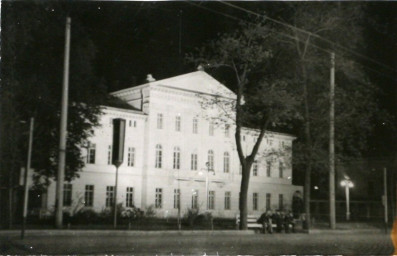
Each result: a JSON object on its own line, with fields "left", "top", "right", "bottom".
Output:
{"left": 146, "top": 74, "right": 156, "bottom": 82}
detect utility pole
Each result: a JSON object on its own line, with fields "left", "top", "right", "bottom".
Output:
{"left": 384, "top": 167, "right": 388, "bottom": 233}
{"left": 56, "top": 17, "right": 71, "bottom": 229}
{"left": 329, "top": 52, "right": 336, "bottom": 229}
{"left": 21, "top": 117, "right": 34, "bottom": 239}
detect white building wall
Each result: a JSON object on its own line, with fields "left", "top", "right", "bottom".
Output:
{"left": 42, "top": 71, "right": 302, "bottom": 219}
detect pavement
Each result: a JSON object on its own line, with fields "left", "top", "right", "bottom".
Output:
{"left": 0, "top": 227, "right": 395, "bottom": 255}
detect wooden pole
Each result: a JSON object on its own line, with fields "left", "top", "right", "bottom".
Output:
{"left": 329, "top": 52, "right": 336, "bottom": 229}
{"left": 56, "top": 17, "right": 71, "bottom": 229}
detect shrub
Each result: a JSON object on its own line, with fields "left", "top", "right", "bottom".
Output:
{"left": 184, "top": 207, "right": 200, "bottom": 227}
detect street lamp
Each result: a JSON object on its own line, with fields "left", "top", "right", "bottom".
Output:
{"left": 340, "top": 179, "right": 354, "bottom": 221}
{"left": 199, "top": 162, "right": 215, "bottom": 211}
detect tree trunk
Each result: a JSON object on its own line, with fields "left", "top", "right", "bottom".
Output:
{"left": 239, "top": 161, "right": 253, "bottom": 230}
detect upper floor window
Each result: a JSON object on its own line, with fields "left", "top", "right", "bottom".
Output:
{"left": 225, "top": 124, "right": 230, "bottom": 138}
{"left": 107, "top": 145, "right": 112, "bottom": 165}
{"left": 209, "top": 121, "right": 214, "bottom": 136}
{"left": 223, "top": 152, "right": 230, "bottom": 173}
{"left": 87, "top": 143, "right": 96, "bottom": 164}
{"left": 193, "top": 118, "right": 198, "bottom": 134}
{"left": 266, "top": 161, "right": 271, "bottom": 177}
{"left": 173, "top": 146, "right": 181, "bottom": 169}
{"left": 253, "top": 161, "right": 258, "bottom": 176}
{"left": 191, "top": 153, "right": 198, "bottom": 171}
{"left": 208, "top": 150, "right": 214, "bottom": 170}
{"left": 175, "top": 115, "right": 181, "bottom": 132}
{"left": 279, "top": 162, "right": 283, "bottom": 178}
{"left": 128, "top": 147, "right": 135, "bottom": 167}
{"left": 155, "top": 144, "right": 162, "bottom": 168}
{"left": 157, "top": 113, "right": 163, "bottom": 129}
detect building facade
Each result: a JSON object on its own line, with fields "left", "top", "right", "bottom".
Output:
{"left": 43, "top": 71, "right": 302, "bottom": 218}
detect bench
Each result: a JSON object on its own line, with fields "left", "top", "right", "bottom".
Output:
{"left": 235, "top": 214, "right": 262, "bottom": 233}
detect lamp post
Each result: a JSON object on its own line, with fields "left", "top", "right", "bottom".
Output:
{"left": 199, "top": 162, "right": 215, "bottom": 230}
{"left": 340, "top": 179, "right": 354, "bottom": 221}
{"left": 21, "top": 117, "right": 34, "bottom": 239}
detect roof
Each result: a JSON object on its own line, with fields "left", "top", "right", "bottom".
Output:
{"left": 104, "top": 95, "right": 141, "bottom": 111}
{"left": 111, "top": 71, "right": 236, "bottom": 99}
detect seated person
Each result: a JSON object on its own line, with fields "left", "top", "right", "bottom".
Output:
{"left": 257, "top": 209, "right": 273, "bottom": 234}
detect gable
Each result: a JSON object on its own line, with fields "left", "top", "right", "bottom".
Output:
{"left": 152, "top": 71, "right": 236, "bottom": 98}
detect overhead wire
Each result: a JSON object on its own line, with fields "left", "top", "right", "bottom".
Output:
{"left": 187, "top": 1, "right": 397, "bottom": 83}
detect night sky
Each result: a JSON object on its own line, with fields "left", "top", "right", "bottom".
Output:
{"left": 3, "top": 1, "right": 396, "bottom": 151}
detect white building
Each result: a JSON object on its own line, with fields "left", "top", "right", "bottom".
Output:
{"left": 44, "top": 71, "right": 302, "bottom": 218}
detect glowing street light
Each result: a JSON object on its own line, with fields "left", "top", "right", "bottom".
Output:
{"left": 340, "top": 179, "right": 354, "bottom": 221}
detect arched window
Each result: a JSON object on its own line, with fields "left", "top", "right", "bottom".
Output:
{"left": 173, "top": 146, "right": 181, "bottom": 169}
{"left": 223, "top": 152, "right": 230, "bottom": 173}
{"left": 208, "top": 150, "right": 214, "bottom": 170}
{"left": 155, "top": 144, "right": 162, "bottom": 168}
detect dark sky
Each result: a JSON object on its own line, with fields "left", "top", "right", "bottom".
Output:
{"left": 3, "top": 1, "right": 396, "bottom": 110}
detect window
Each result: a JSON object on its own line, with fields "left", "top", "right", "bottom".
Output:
{"left": 107, "top": 145, "right": 112, "bottom": 165}
{"left": 155, "top": 188, "right": 162, "bottom": 208}
{"left": 128, "top": 147, "right": 135, "bottom": 167}
{"left": 63, "top": 184, "right": 72, "bottom": 207}
{"left": 223, "top": 152, "right": 230, "bottom": 173}
{"left": 253, "top": 193, "right": 258, "bottom": 211}
{"left": 157, "top": 113, "right": 163, "bottom": 129}
{"left": 193, "top": 118, "right": 198, "bottom": 134}
{"left": 209, "top": 121, "right": 214, "bottom": 136}
{"left": 155, "top": 144, "right": 162, "bottom": 168}
{"left": 106, "top": 186, "right": 115, "bottom": 207}
{"left": 224, "top": 191, "right": 231, "bottom": 210}
{"left": 279, "top": 194, "right": 284, "bottom": 210}
{"left": 129, "top": 120, "right": 132, "bottom": 127}
{"left": 173, "top": 147, "right": 180, "bottom": 169}
{"left": 208, "top": 150, "right": 214, "bottom": 170}
{"left": 225, "top": 124, "right": 230, "bottom": 137}
{"left": 87, "top": 143, "right": 96, "bottom": 164}
{"left": 174, "top": 189, "right": 180, "bottom": 209}
{"left": 191, "top": 190, "right": 199, "bottom": 209}
{"left": 208, "top": 190, "right": 215, "bottom": 210}
{"left": 84, "top": 185, "right": 94, "bottom": 207}
{"left": 253, "top": 161, "right": 258, "bottom": 176}
{"left": 191, "top": 153, "right": 198, "bottom": 170}
{"left": 279, "top": 162, "right": 283, "bottom": 178}
{"left": 175, "top": 115, "right": 181, "bottom": 132}
{"left": 266, "top": 161, "right": 271, "bottom": 177}
{"left": 266, "top": 193, "right": 271, "bottom": 210}
{"left": 134, "top": 121, "right": 137, "bottom": 127}
{"left": 126, "top": 187, "right": 134, "bottom": 207}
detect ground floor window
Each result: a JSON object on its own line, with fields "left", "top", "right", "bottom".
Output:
{"left": 85, "top": 185, "right": 94, "bottom": 207}
{"left": 191, "top": 190, "right": 198, "bottom": 209}
{"left": 126, "top": 187, "right": 134, "bottom": 207}
{"left": 63, "top": 184, "right": 72, "bottom": 207}
{"left": 224, "top": 191, "right": 231, "bottom": 210}
{"left": 266, "top": 193, "right": 271, "bottom": 210}
{"left": 155, "top": 188, "right": 163, "bottom": 208}
{"left": 253, "top": 192, "right": 258, "bottom": 211}
{"left": 208, "top": 190, "right": 215, "bottom": 210}
{"left": 174, "top": 189, "right": 180, "bottom": 209}
{"left": 106, "top": 186, "right": 115, "bottom": 207}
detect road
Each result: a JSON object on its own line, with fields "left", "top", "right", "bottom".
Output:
{"left": 1, "top": 232, "right": 394, "bottom": 255}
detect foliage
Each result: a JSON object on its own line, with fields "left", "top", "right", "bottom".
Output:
{"left": 188, "top": 19, "right": 299, "bottom": 230}
{"left": 144, "top": 205, "right": 157, "bottom": 218}
{"left": 184, "top": 207, "right": 200, "bottom": 227}
{"left": 1, "top": 2, "right": 109, "bottom": 188}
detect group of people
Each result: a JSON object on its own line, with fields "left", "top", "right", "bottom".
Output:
{"left": 257, "top": 190, "right": 304, "bottom": 234}
{"left": 257, "top": 209, "right": 295, "bottom": 234}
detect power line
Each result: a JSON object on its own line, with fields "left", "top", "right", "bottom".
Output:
{"left": 188, "top": 1, "right": 397, "bottom": 83}
{"left": 217, "top": 1, "right": 396, "bottom": 73}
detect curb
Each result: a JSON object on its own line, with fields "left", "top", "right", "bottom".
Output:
{"left": 308, "top": 228, "right": 386, "bottom": 234}
{"left": 0, "top": 229, "right": 255, "bottom": 237}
